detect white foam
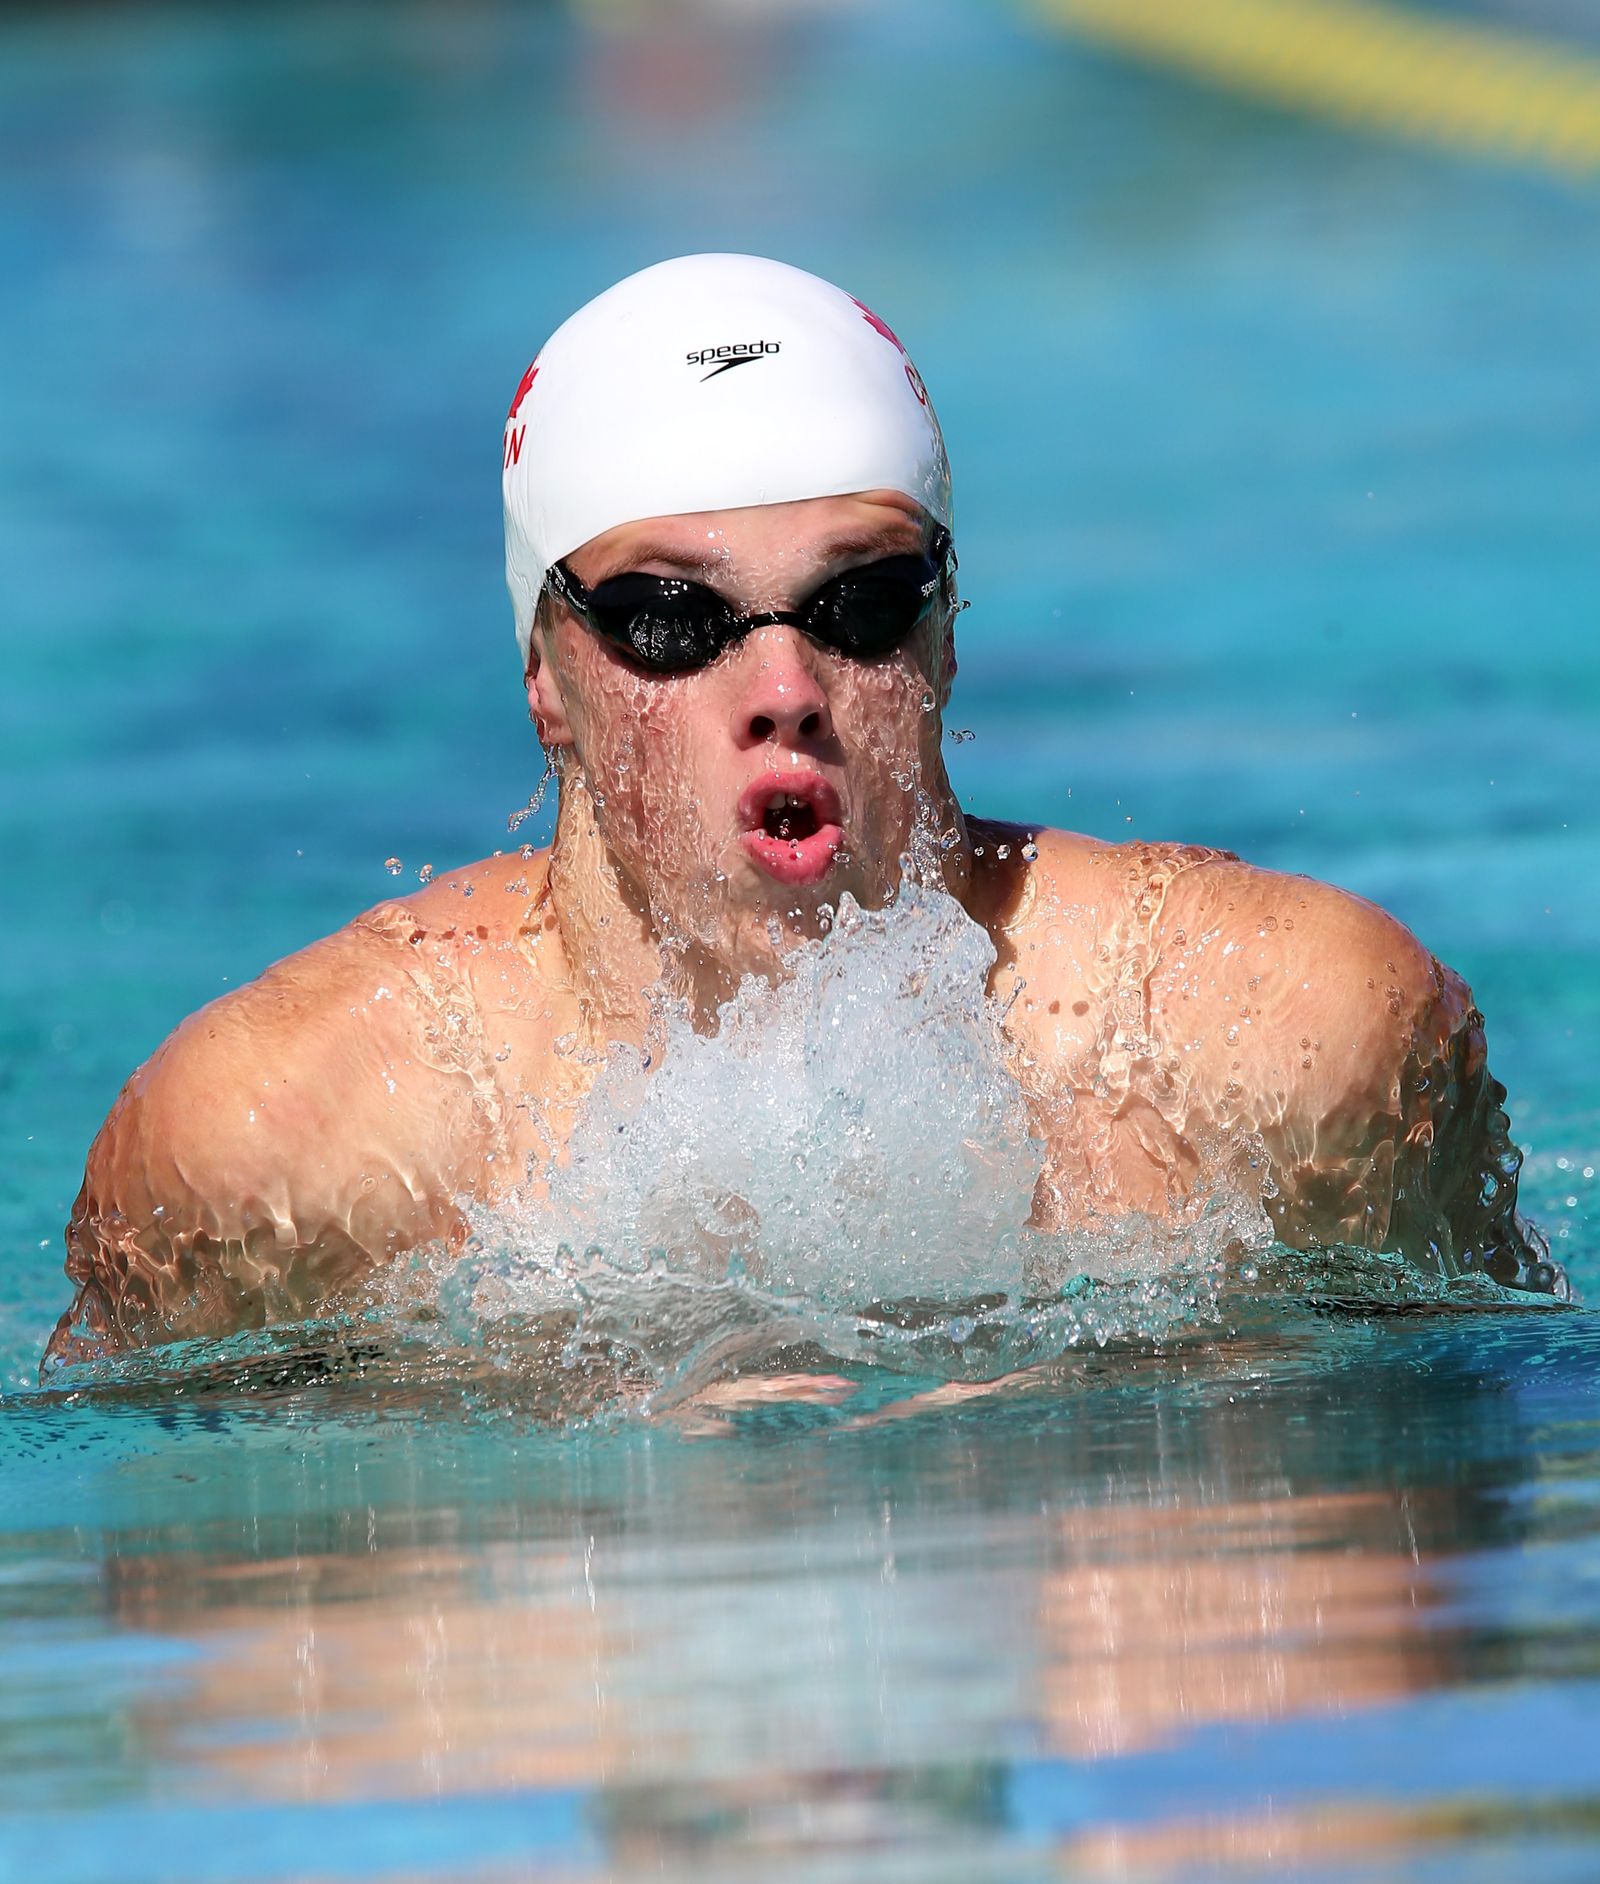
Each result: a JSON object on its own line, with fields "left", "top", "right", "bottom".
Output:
{"left": 438, "top": 881, "right": 1270, "bottom": 1399}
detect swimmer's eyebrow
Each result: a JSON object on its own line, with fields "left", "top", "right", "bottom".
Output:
{"left": 590, "top": 542, "right": 719, "bottom": 581}
{"left": 594, "top": 524, "right": 925, "bottom": 584}
{"left": 813, "top": 523, "right": 929, "bottom": 565}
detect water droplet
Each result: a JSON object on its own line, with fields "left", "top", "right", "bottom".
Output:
{"left": 508, "top": 764, "right": 558, "bottom": 834}
{"left": 418, "top": 863, "right": 434, "bottom": 885}
{"left": 1021, "top": 842, "right": 1038, "bottom": 863}
{"left": 384, "top": 857, "right": 402, "bottom": 877}
{"left": 995, "top": 844, "right": 1010, "bottom": 860}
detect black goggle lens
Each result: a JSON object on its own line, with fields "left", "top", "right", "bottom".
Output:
{"left": 552, "top": 534, "right": 950, "bottom": 674}
{"left": 799, "top": 554, "right": 942, "bottom": 657}
{"left": 577, "top": 571, "right": 729, "bottom": 672}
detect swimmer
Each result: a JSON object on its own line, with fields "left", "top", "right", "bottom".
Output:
{"left": 47, "top": 254, "right": 1561, "bottom": 1362}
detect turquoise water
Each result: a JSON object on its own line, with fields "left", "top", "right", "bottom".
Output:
{"left": 4, "top": 1, "right": 1600, "bottom": 1877}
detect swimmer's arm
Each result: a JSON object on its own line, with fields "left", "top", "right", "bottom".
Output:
{"left": 49, "top": 912, "right": 496, "bottom": 1362}
{"left": 1147, "top": 862, "right": 1549, "bottom": 1281}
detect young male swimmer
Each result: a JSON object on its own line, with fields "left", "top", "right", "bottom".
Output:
{"left": 48, "top": 254, "right": 1561, "bottom": 1361}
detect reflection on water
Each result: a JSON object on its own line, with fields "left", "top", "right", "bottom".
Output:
{"left": 107, "top": 1488, "right": 1444, "bottom": 1801}
{"left": 7, "top": 1310, "right": 1600, "bottom": 1878}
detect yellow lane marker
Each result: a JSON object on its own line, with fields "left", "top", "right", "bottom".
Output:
{"left": 1030, "top": 0, "right": 1600, "bottom": 175}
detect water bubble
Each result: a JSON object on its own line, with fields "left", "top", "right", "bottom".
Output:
{"left": 1020, "top": 842, "right": 1038, "bottom": 863}
{"left": 995, "top": 844, "right": 1010, "bottom": 861}
{"left": 384, "top": 857, "right": 403, "bottom": 877}
{"left": 418, "top": 863, "right": 434, "bottom": 885}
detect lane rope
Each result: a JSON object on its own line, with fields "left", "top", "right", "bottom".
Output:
{"left": 1028, "top": 0, "right": 1600, "bottom": 175}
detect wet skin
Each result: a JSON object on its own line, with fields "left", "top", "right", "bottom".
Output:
{"left": 49, "top": 494, "right": 1540, "bottom": 1359}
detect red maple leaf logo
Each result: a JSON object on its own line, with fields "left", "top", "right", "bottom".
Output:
{"left": 506, "top": 360, "right": 540, "bottom": 423}
{"left": 850, "top": 297, "right": 905, "bottom": 354}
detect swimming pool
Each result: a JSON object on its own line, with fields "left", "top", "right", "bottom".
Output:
{"left": 4, "top": 1, "right": 1599, "bottom": 1877}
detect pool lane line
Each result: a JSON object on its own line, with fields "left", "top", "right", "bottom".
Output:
{"left": 1025, "top": 0, "right": 1600, "bottom": 177}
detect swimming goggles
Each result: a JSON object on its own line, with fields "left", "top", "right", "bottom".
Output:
{"left": 543, "top": 527, "right": 952, "bottom": 674}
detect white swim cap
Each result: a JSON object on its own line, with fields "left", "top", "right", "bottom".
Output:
{"left": 501, "top": 253, "right": 952, "bottom": 667}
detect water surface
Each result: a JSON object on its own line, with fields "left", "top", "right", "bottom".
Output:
{"left": 3, "top": 2, "right": 1598, "bottom": 1877}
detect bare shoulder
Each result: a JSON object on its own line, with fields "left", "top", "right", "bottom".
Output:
{"left": 83, "top": 845, "right": 559, "bottom": 1244}
{"left": 385, "top": 846, "right": 555, "bottom": 949}
{"left": 967, "top": 819, "right": 1114, "bottom": 964}
{"left": 106, "top": 905, "right": 437, "bottom": 1177}
{"left": 1147, "top": 854, "right": 1447, "bottom": 1102}
{"left": 974, "top": 826, "right": 1445, "bottom": 1068}
{"left": 974, "top": 822, "right": 1238, "bottom": 992}
{"left": 979, "top": 827, "right": 1546, "bottom": 1280}
{"left": 1142, "top": 851, "right": 1543, "bottom": 1265}
{"left": 55, "top": 878, "right": 538, "bottom": 1359}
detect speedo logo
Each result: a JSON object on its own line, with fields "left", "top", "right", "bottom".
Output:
{"left": 686, "top": 340, "right": 781, "bottom": 380}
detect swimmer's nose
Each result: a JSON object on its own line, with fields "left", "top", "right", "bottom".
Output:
{"left": 730, "top": 629, "right": 834, "bottom": 751}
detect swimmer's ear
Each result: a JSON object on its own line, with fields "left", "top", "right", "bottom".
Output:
{"left": 525, "top": 637, "right": 574, "bottom": 749}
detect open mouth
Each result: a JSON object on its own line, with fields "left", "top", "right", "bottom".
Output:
{"left": 762, "top": 794, "right": 821, "bottom": 842}
{"left": 737, "top": 771, "right": 845, "bottom": 887}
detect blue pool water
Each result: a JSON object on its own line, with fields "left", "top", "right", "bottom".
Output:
{"left": 3, "top": 1, "right": 1599, "bottom": 1877}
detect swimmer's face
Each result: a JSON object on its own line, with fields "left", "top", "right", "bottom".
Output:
{"left": 529, "top": 491, "right": 957, "bottom": 959}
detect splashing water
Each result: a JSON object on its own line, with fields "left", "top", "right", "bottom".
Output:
{"left": 444, "top": 881, "right": 1268, "bottom": 1401}
{"left": 50, "top": 877, "right": 1554, "bottom": 1417}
